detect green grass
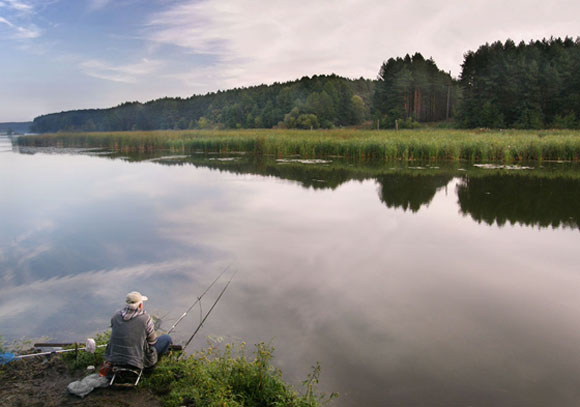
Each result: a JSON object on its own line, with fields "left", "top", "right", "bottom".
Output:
{"left": 59, "top": 333, "right": 333, "bottom": 407}
{"left": 62, "top": 331, "right": 110, "bottom": 371}
{"left": 18, "top": 128, "right": 580, "bottom": 162}
{"left": 145, "top": 343, "right": 335, "bottom": 407}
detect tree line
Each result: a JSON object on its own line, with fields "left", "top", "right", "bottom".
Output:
{"left": 458, "top": 37, "right": 580, "bottom": 128}
{"left": 30, "top": 36, "right": 580, "bottom": 132}
{"left": 31, "top": 75, "right": 375, "bottom": 133}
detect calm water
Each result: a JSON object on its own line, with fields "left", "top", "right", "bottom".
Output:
{"left": 1, "top": 135, "right": 580, "bottom": 406}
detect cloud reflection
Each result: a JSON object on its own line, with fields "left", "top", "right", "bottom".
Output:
{"left": 3, "top": 146, "right": 580, "bottom": 406}
{"left": 0, "top": 258, "right": 233, "bottom": 340}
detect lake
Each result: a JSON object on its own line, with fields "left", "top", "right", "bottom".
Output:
{"left": 1, "top": 134, "right": 580, "bottom": 406}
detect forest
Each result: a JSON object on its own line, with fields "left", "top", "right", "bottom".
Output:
{"left": 373, "top": 53, "right": 456, "bottom": 127}
{"left": 30, "top": 75, "right": 376, "bottom": 133}
{"left": 29, "top": 36, "right": 580, "bottom": 132}
{"left": 458, "top": 37, "right": 580, "bottom": 128}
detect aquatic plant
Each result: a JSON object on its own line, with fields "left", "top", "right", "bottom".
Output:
{"left": 17, "top": 128, "right": 580, "bottom": 162}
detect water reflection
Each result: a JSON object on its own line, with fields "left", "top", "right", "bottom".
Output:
{"left": 133, "top": 153, "right": 580, "bottom": 227}
{"left": 457, "top": 174, "right": 580, "bottom": 229}
{"left": 2, "top": 140, "right": 580, "bottom": 406}
{"left": 377, "top": 174, "right": 453, "bottom": 212}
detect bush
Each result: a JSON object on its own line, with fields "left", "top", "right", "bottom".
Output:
{"left": 398, "top": 117, "right": 422, "bottom": 129}
{"left": 144, "top": 342, "right": 336, "bottom": 407}
{"left": 552, "top": 113, "right": 578, "bottom": 129}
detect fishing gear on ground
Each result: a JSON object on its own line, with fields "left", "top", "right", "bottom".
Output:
{"left": 0, "top": 338, "right": 100, "bottom": 365}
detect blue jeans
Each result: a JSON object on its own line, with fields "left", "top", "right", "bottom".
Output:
{"left": 153, "top": 334, "right": 172, "bottom": 356}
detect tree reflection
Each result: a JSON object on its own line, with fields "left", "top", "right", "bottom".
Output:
{"left": 377, "top": 174, "right": 453, "bottom": 212}
{"left": 457, "top": 175, "right": 580, "bottom": 229}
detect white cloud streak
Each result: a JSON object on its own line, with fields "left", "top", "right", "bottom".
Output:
{"left": 0, "top": 15, "right": 41, "bottom": 38}
{"left": 80, "top": 58, "right": 164, "bottom": 83}
{"left": 2, "top": 0, "right": 33, "bottom": 12}
{"left": 0, "top": 16, "right": 14, "bottom": 26}
{"left": 87, "top": 0, "right": 112, "bottom": 12}
{"left": 0, "top": 259, "right": 200, "bottom": 320}
{"left": 0, "top": 0, "right": 42, "bottom": 38}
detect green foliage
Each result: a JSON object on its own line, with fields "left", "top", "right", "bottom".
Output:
{"left": 553, "top": 113, "right": 578, "bottom": 129}
{"left": 144, "top": 343, "right": 335, "bottom": 407}
{"left": 459, "top": 37, "right": 580, "bottom": 129}
{"left": 18, "top": 128, "right": 580, "bottom": 163}
{"left": 374, "top": 53, "right": 456, "bottom": 124}
{"left": 480, "top": 102, "right": 505, "bottom": 128}
{"left": 283, "top": 108, "right": 320, "bottom": 129}
{"left": 398, "top": 117, "right": 422, "bottom": 129}
{"left": 30, "top": 75, "right": 372, "bottom": 132}
{"left": 62, "top": 331, "right": 110, "bottom": 371}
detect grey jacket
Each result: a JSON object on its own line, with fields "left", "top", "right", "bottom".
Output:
{"left": 104, "top": 310, "right": 157, "bottom": 369}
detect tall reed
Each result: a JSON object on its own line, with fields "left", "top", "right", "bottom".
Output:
{"left": 18, "top": 129, "right": 580, "bottom": 162}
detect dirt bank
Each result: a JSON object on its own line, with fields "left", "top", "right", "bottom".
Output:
{"left": 0, "top": 356, "right": 162, "bottom": 407}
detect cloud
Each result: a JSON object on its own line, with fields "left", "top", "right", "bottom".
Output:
{"left": 0, "top": 259, "right": 202, "bottom": 320}
{"left": 0, "top": 16, "right": 14, "bottom": 26}
{"left": 80, "top": 58, "right": 164, "bottom": 83}
{"left": 87, "top": 0, "right": 112, "bottom": 11}
{"left": 2, "top": 0, "right": 33, "bottom": 12}
{"left": 0, "top": 14, "right": 41, "bottom": 38}
{"left": 0, "top": 0, "right": 42, "bottom": 38}
{"left": 146, "top": 0, "right": 580, "bottom": 92}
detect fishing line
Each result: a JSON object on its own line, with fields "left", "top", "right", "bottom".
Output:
{"left": 1, "top": 264, "right": 234, "bottom": 365}
{"left": 181, "top": 269, "right": 238, "bottom": 353}
{"left": 167, "top": 263, "right": 231, "bottom": 335}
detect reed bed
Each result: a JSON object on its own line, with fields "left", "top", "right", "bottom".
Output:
{"left": 18, "top": 129, "right": 580, "bottom": 162}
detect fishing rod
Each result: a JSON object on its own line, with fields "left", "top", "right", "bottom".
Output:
{"left": 181, "top": 269, "right": 238, "bottom": 353}
{"left": 0, "top": 266, "right": 234, "bottom": 365}
{"left": 0, "top": 341, "right": 185, "bottom": 365}
{"left": 167, "top": 263, "right": 232, "bottom": 334}
{"left": 0, "top": 339, "right": 99, "bottom": 365}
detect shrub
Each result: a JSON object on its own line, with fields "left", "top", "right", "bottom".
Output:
{"left": 144, "top": 343, "right": 336, "bottom": 407}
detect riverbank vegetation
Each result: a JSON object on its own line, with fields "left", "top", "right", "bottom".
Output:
{"left": 18, "top": 129, "right": 580, "bottom": 162}
{"left": 1, "top": 333, "right": 332, "bottom": 407}
{"left": 145, "top": 343, "right": 334, "bottom": 407}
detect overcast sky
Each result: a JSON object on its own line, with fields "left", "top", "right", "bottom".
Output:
{"left": 0, "top": 0, "right": 578, "bottom": 122}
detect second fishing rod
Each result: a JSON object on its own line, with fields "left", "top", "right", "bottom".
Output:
{"left": 165, "top": 264, "right": 238, "bottom": 352}
{"left": 166, "top": 263, "right": 232, "bottom": 335}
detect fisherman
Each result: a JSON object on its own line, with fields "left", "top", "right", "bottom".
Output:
{"left": 104, "top": 291, "right": 172, "bottom": 371}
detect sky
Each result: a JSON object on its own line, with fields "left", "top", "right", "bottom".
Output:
{"left": 0, "top": 0, "right": 578, "bottom": 122}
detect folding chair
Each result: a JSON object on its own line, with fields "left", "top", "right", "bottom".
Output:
{"left": 109, "top": 365, "right": 143, "bottom": 387}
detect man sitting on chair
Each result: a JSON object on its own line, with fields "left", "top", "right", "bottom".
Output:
{"left": 105, "top": 291, "right": 172, "bottom": 370}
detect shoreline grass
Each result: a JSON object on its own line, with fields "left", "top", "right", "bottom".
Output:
{"left": 0, "top": 333, "right": 333, "bottom": 407}
{"left": 17, "top": 128, "right": 580, "bottom": 162}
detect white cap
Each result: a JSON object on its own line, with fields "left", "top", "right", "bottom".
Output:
{"left": 125, "top": 291, "right": 148, "bottom": 310}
